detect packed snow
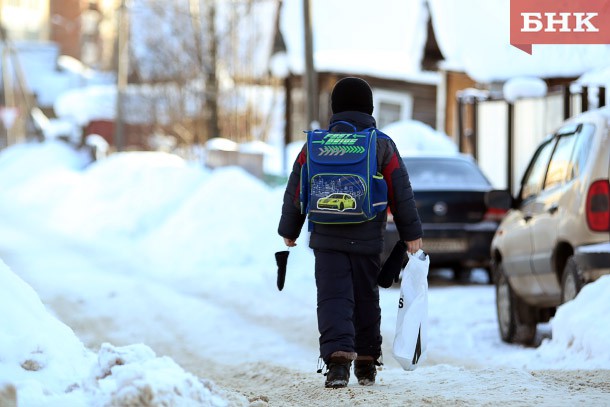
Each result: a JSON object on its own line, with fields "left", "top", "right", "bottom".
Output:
{"left": 0, "top": 140, "right": 609, "bottom": 406}
{"left": 502, "top": 77, "right": 548, "bottom": 103}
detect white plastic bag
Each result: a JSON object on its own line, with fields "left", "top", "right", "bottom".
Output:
{"left": 392, "top": 249, "right": 430, "bottom": 371}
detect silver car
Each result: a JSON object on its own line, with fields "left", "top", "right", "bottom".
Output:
{"left": 487, "top": 106, "right": 610, "bottom": 345}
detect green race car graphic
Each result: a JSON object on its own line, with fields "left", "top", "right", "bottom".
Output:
{"left": 316, "top": 193, "right": 357, "bottom": 211}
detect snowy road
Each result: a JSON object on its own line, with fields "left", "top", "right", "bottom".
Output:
{"left": 2, "top": 227, "right": 609, "bottom": 407}
{"left": 1, "top": 143, "right": 609, "bottom": 406}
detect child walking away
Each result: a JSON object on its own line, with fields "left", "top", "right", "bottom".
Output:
{"left": 278, "top": 77, "right": 423, "bottom": 388}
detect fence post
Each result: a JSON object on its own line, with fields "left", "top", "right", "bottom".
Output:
{"left": 507, "top": 102, "right": 514, "bottom": 195}
{"left": 563, "top": 85, "right": 571, "bottom": 120}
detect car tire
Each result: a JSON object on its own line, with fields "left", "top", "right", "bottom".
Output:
{"left": 339, "top": 203, "right": 344, "bottom": 210}
{"left": 561, "top": 256, "right": 583, "bottom": 303}
{"left": 495, "top": 263, "right": 537, "bottom": 345}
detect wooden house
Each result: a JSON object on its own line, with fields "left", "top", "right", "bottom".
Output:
{"left": 272, "top": 0, "right": 443, "bottom": 145}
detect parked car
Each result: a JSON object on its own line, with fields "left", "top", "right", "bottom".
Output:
{"left": 487, "top": 106, "right": 610, "bottom": 345}
{"left": 383, "top": 153, "right": 505, "bottom": 281}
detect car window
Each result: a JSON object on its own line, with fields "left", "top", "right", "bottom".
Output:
{"left": 520, "top": 138, "right": 555, "bottom": 201}
{"left": 568, "top": 124, "right": 595, "bottom": 181}
{"left": 405, "top": 158, "right": 490, "bottom": 189}
{"left": 544, "top": 132, "right": 577, "bottom": 190}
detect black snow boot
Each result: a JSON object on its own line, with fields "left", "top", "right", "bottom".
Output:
{"left": 323, "top": 351, "right": 356, "bottom": 388}
{"left": 354, "top": 356, "right": 379, "bottom": 386}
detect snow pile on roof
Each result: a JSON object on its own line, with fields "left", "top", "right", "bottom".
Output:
{"left": 278, "top": 0, "right": 438, "bottom": 83}
{"left": 54, "top": 83, "right": 207, "bottom": 126}
{"left": 54, "top": 85, "right": 117, "bottom": 125}
{"left": 502, "top": 77, "right": 548, "bottom": 103}
{"left": 428, "top": 0, "right": 610, "bottom": 82}
{"left": 577, "top": 66, "right": 610, "bottom": 88}
{"left": 206, "top": 137, "right": 239, "bottom": 152}
{"left": 2, "top": 41, "right": 114, "bottom": 108}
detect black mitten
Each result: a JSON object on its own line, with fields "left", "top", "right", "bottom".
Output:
{"left": 377, "top": 241, "right": 407, "bottom": 288}
{"left": 275, "top": 250, "right": 289, "bottom": 291}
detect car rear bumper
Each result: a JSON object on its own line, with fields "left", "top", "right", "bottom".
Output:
{"left": 574, "top": 242, "right": 610, "bottom": 282}
{"left": 383, "top": 221, "right": 497, "bottom": 268}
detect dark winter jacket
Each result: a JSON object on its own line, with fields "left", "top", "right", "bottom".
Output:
{"left": 278, "top": 111, "right": 422, "bottom": 255}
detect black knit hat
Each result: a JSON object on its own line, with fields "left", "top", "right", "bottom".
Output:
{"left": 331, "top": 77, "right": 374, "bottom": 114}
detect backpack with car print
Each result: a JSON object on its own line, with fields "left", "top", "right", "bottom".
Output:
{"left": 299, "top": 121, "right": 388, "bottom": 224}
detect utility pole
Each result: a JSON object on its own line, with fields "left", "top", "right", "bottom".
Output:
{"left": 115, "top": 0, "right": 129, "bottom": 152}
{"left": 205, "top": 0, "right": 220, "bottom": 139}
{"left": 1, "top": 35, "right": 15, "bottom": 147}
{"left": 303, "top": 0, "right": 317, "bottom": 128}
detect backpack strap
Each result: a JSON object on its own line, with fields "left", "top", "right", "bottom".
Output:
{"left": 374, "top": 129, "right": 391, "bottom": 140}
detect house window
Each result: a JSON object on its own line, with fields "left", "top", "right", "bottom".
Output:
{"left": 373, "top": 89, "right": 413, "bottom": 129}
{"left": 378, "top": 102, "right": 401, "bottom": 128}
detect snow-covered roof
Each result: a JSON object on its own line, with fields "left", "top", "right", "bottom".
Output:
{"left": 54, "top": 83, "right": 206, "bottom": 126}
{"left": 277, "top": 0, "right": 438, "bottom": 84}
{"left": 2, "top": 41, "right": 114, "bottom": 108}
{"left": 428, "top": 0, "right": 610, "bottom": 83}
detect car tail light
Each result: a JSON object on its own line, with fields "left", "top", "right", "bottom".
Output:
{"left": 586, "top": 179, "right": 610, "bottom": 232}
{"left": 483, "top": 207, "right": 507, "bottom": 222}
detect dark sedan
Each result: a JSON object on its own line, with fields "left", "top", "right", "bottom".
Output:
{"left": 383, "top": 154, "right": 506, "bottom": 281}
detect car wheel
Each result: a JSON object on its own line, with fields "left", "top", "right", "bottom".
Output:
{"left": 495, "top": 263, "right": 537, "bottom": 345}
{"left": 561, "top": 256, "right": 583, "bottom": 303}
{"left": 339, "top": 203, "right": 344, "bottom": 210}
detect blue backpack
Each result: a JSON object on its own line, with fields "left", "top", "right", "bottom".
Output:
{"left": 300, "top": 121, "right": 388, "bottom": 224}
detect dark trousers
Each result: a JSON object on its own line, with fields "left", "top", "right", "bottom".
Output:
{"left": 314, "top": 249, "right": 382, "bottom": 362}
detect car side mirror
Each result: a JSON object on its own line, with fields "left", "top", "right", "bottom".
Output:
{"left": 485, "top": 189, "right": 513, "bottom": 210}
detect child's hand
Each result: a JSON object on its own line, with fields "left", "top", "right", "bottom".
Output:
{"left": 405, "top": 238, "right": 423, "bottom": 254}
{"left": 283, "top": 237, "right": 297, "bottom": 247}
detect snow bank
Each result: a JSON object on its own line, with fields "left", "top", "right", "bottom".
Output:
{"left": 536, "top": 275, "right": 610, "bottom": 369}
{"left": 0, "top": 259, "right": 238, "bottom": 406}
{"left": 0, "top": 141, "right": 90, "bottom": 188}
{"left": 138, "top": 165, "right": 284, "bottom": 278}
{"left": 0, "top": 259, "right": 94, "bottom": 399}
{"left": 92, "top": 343, "right": 232, "bottom": 407}
{"left": 48, "top": 151, "right": 208, "bottom": 242}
